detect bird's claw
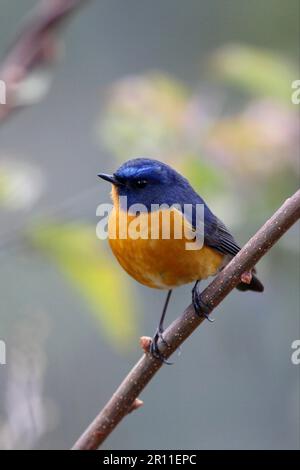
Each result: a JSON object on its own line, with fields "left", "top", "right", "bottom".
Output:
{"left": 149, "top": 329, "right": 173, "bottom": 365}
{"left": 192, "top": 284, "right": 214, "bottom": 323}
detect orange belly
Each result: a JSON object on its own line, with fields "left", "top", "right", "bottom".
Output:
{"left": 108, "top": 206, "right": 224, "bottom": 289}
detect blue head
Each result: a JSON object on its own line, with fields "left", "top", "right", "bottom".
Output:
{"left": 98, "top": 158, "right": 202, "bottom": 209}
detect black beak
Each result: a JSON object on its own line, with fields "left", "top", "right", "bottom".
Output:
{"left": 98, "top": 173, "right": 121, "bottom": 185}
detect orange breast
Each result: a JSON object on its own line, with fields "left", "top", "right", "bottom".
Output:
{"left": 107, "top": 203, "right": 224, "bottom": 289}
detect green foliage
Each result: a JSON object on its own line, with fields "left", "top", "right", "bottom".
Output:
{"left": 211, "top": 44, "right": 297, "bottom": 103}
{"left": 99, "top": 73, "right": 189, "bottom": 160}
{"left": 180, "top": 156, "right": 226, "bottom": 196}
{"left": 0, "top": 160, "right": 44, "bottom": 210}
{"left": 30, "top": 222, "right": 138, "bottom": 350}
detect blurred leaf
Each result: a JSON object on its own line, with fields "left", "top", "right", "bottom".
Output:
{"left": 13, "top": 70, "right": 53, "bottom": 107}
{"left": 29, "top": 223, "right": 138, "bottom": 350}
{"left": 205, "top": 100, "right": 299, "bottom": 179}
{"left": 99, "top": 73, "right": 189, "bottom": 160}
{"left": 211, "top": 44, "right": 297, "bottom": 103}
{"left": 179, "top": 155, "right": 226, "bottom": 195}
{"left": 0, "top": 159, "right": 44, "bottom": 210}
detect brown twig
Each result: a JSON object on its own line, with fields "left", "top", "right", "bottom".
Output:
{"left": 0, "top": 0, "right": 90, "bottom": 123}
{"left": 72, "top": 189, "right": 300, "bottom": 450}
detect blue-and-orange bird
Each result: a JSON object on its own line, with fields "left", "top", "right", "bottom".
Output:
{"left": 99, "top": 158, "right": 263, "bottom": 360}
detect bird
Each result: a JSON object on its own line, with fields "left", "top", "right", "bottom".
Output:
{"left": 98, "top": 158, "right": 264, "bottom": 361}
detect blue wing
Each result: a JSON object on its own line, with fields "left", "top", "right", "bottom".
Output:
{"left": 174, "top": 180, "right": 263, "bottom": 291}
{"left": 203, "top": 208, "right": 241, "bottom": 257}
{"left": 178, "top": 190, "right": 241, "bottom": 257}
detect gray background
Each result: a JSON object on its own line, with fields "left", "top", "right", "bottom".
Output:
{"left": 0, "top": 0, "right": 299, "bottom": 450}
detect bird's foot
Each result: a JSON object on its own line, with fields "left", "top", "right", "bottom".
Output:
{"left": 149, "top": 328, "right": 172, "bottom": 365}
{"left": 192, "top": 284, "right": 214, "bottom": 323}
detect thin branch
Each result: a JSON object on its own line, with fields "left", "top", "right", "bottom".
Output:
{"left": 0, "top": 0, "right": 90, "bottom": 123}
{"left": 72, "top": 189, "right": 300, "bottom": 450}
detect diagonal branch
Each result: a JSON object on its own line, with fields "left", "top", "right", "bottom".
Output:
{"left": 0, "top": 0, "right": 90, "bottom": 123}
{"left": 72, "top": 189, "right": 300, "bottom": 450}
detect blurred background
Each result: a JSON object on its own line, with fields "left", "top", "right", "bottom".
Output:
{"left": 0, "top": 0, "right": 299, "bottom": 450}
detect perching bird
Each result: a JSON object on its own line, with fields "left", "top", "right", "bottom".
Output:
{"left": 99, "top": 158, "right": 263, "bottom": 361}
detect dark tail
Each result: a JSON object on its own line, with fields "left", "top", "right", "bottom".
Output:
{"left": 236, "top": 274, "right": 264, "bottom": 292}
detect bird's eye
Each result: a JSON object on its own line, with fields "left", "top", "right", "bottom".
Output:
{"left": 134, "top": 179, "right": 148, "bottom": 188}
